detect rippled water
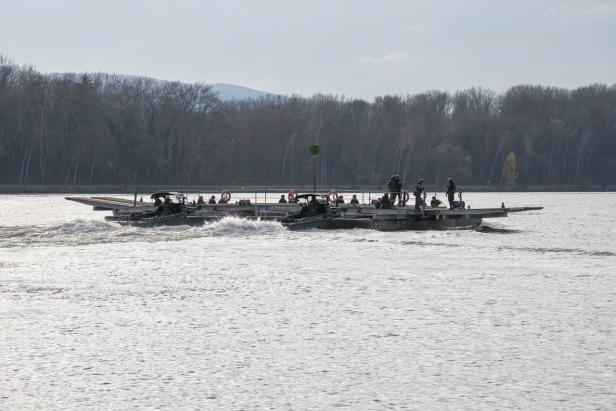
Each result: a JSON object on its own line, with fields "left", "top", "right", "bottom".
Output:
{"left": 1, "top": 193, "right": 615, "bottom": 410}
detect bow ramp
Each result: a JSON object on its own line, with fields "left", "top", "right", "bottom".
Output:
{"left": 66, "top": 196, "right": 155, "bottom": 211}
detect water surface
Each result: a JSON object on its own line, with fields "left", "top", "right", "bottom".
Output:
{"left": 1, "top": 193, "right": 615, "bottom": 410}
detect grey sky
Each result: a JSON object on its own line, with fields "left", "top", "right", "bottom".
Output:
{"left": 1, "top": 0, "right": 615, "bottom": 99}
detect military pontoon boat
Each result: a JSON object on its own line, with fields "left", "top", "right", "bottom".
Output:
{"left": 66, "top": 190, "right": 542, "bottom": 231}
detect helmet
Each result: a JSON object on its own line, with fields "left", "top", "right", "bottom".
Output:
{"left": 448, "top": 177, "right": 453, "bottom": 182}
{"left": 418, "top": 178, "right": 424, "bottom": 183}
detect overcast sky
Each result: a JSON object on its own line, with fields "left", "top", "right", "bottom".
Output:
{"left": 1, "top": 0, "right": 615, "bottom": 99}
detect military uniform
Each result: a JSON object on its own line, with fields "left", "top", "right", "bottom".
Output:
{"left": 446, "top": 178, "right": 456, "bottom": 209}
{"left": 388, "top": 175, "right": 403, "bottom": 205}
{"left": 413, "top": 179, "right": 424, "bottom": 210}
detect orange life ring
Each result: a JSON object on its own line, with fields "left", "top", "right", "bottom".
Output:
{"left": 328, "top": 191, "right": 338, "bottom": 203}
{"left": 220, "top": 191, "right": 231, "bottom": 202}
{"left": 287, "top": 191, "right": 297, "bottom": 202}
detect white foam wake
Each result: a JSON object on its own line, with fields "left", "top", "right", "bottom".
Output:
{"left": 201, "top": 216, "right": 285, "bottom": 236}
{"left": 0, "top": 217, "right": 286, "bottom": 248}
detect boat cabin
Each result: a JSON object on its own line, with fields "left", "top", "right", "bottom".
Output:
{"left": 295, "top": 193, "right": 329, "bottom": 215}
{"left": 151, "top": 191, "right": 187, "bottom": 213}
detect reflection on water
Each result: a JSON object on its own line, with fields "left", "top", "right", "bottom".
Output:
{"left": 1, "top": 193, "right": 615, "bottom": 409}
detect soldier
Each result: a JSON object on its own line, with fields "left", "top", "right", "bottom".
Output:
{"left": 349, "top": 195, "right": 360, "bottom": 205}
{"left": 413, "top": 179, "right": 425, "bottom": 210}
{"left": 278, "top": 194, "right": 287, "bottom": 203}
{"left": 430, "top": 196, "right": 442, "bottom": 207}
{"left": 388, "top": 175, "right": 403, "bottom": 206}
{"left": 380, "top": 193, "right": 392, "bottom": 209}
{"left": 446, "top": 178, "right": 456, "bottom": 209}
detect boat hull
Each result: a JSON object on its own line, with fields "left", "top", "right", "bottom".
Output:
{"left": 107, "top": 214, "right": 206, "bottom": 227}
{"left": 366, "top": 216, "right": 482, "bottom": 231}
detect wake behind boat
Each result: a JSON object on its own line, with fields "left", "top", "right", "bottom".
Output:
{"left": 66, "top": 190, "right": 542, "bottom": 231}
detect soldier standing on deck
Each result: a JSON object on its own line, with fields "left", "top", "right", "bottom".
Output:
{"left": 388, "top": 175, "right": 403, "bottom": 206}
{"left": 413, "top": 179, "right": 425, "bottom": 210}
{"left": 446, "top": 178, "right": 456, "bottom": 209}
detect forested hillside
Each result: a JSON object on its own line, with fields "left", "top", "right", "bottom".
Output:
{"left": 1, "top": 58, "right": 615, "bottom": 188}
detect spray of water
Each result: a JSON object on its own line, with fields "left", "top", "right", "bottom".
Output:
{"left": 0, "top": 217, "right": 286, "bottom": 248}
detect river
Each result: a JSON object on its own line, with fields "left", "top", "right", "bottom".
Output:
{"left": 1, "top": 192, "right": 615, "bottom": 410}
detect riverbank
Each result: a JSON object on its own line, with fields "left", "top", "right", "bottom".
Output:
{"left": 1, "top": 184, "right": 615, "bottom": 194}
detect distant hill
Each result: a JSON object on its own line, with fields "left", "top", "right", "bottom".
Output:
{"left": 46, "top": 72, "right": 272, "bottom": 101}
{"left": 211, "top": 83, "right": 272, "bottom": 101}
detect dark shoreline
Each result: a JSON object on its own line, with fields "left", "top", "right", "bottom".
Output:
{"left": 1, "top": 184, "right": 615, "bottom": 194}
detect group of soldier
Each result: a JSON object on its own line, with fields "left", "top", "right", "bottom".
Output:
{"left": 197, "top": 195, "right": 223, "bottom": 205}
{"left": 385, "top": 175, "right": 458, "bottom": 210}
{"left": 279, "top": 193, "right": 361, "bottom": 205}
{"left": 190, "top": 176, "right": 458, "bottom": 209}
{"left": 274, "top": 175, "right": 458, "bottom": 209}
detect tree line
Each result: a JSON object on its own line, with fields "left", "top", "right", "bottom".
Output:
{"left": 1, "top": 56, "right": 615, "bottom": 190}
